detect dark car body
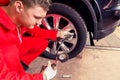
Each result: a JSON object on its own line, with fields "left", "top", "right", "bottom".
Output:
{"left": 52, "top": 0, "right": 120, "bottom": 39}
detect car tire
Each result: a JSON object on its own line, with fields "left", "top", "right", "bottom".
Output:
{"left": 42, "top": 3, "right": 87, "bottom": 61}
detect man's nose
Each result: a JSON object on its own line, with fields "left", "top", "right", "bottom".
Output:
{"left": 36, "top": 19, "right": 42, "bottom": 26}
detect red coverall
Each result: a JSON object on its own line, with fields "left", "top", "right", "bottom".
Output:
{"left": 20, "top": 25, "right": 57, "bottom": 65}
{"left": 0, "top": 5, "right": 57, "bottom": 80}
{"left": 0, "top": 0, "right": 57, "bottom": 66}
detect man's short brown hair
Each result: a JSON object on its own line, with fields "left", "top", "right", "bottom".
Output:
{"left": 10, "top": 0, "right": 52, "bottom": 11}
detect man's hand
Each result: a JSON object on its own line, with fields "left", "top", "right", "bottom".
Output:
{"left": 42, "top": 61, "right": 57, "bottom": 80}
{"left": 57, "top": 30, "right": 74, "bottom": 39}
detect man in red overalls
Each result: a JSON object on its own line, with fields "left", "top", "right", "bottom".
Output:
{"left": 0, "top": 0, "right": 72, "bottom": 80}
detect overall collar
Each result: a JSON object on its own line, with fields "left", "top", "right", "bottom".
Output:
{"left": 0, "top": 7, "right": 16, "bottom": 31}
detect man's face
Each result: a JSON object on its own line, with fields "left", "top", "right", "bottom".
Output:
{"left": 17, "top": 5, "right": 47, "bottom": 29}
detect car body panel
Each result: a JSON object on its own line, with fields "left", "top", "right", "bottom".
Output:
{"left": 52, "top": 0, "right": 120, "bottom": 39}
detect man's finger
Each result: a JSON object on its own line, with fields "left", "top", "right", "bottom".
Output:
{"left": 47, "top": 61, "right": 51, "bottom": 66}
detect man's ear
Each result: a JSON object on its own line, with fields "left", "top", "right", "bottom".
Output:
{"left": 14, "top": 1, "right": 24, "bottom": 13}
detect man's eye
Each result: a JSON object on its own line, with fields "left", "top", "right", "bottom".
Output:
{"left": 34, "top": 16, "right": 42, "bottom": 19}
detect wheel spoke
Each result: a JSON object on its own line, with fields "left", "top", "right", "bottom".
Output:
{"left": 62, "top": 23, "right": 74, "bottom": 31}
{"left": 50, "top": 42, "right": 57, "bottom": 54}
{"left": 65, "top": 38, "right": 77, "bottom": 45}
{"left": 42, "top": 18, "right": 52, "bottom": 30}
{"left": 53, "top": 15, "right": 61, "bottom": 29}
{"left": 61, "top": 43, "right": 70, "bottom": 53}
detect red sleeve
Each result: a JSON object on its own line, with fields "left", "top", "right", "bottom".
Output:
{"left": 26, "top": 26, "right": 58, "bottom": 41}
{"left": 0, "top": 50, "right": 44, "bottom": 80}
{"left": 0, "top": 0, "right": 9, "bottom": 6}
